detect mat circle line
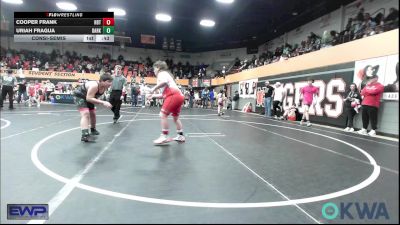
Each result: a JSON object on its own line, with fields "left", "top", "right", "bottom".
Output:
{"left": 31, "top": 118, "right": 380, "bottom": 208}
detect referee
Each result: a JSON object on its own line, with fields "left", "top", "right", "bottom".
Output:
{"left": 109, "top": 65, "right": 126, "bottom": 123}
{"left": 0, "top": 69, "right": 18, "bottom": 110}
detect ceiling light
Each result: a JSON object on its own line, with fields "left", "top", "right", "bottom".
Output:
{"left": 108, "top": 8, "right": 126, "bottom": 16}
{"left": 56, "top": 2, "right": 77, "bottom": 11}
{"left": 216, "top": 0, "right": 234, "bottom": 4}
{"left": 200, "top": 19, "right": 215, "bottom": 27}
{"left": 2, "top": 0, "right": 23, "bottom": 4}
{"left": 155, "top": 13, "right": 172, "bottom": 22}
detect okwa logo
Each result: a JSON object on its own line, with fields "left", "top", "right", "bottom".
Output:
{"left": 321, "top": 202, "right": 390, "bottom": 220}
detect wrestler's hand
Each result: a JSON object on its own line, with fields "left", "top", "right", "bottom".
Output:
{"left": 102, "top": 101, "right": 112, "bottom": 109}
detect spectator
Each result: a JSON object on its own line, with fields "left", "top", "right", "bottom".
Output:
{"left": 373, "top": 12, "right": 385, "bottom": 34}
{"left": 209, "top": 88, "right": 215, "bottom": 109}
{"left": 298, "top": 41, "right": 307, "bottom": 55}
{"left": 27, "top": 80, "right": 39, "bottom": 107}
{"left": 140, "top": 83, "right": 151, "bottom": 108}
{"left": 356, "top": 8, "right": 365, "bottom": 22}
{"left": 341, "top": 18, "right": 356, "bottom": 42}
{"left": 217, "top": 90, "right": 225, "bottom": 116}
{"left": 384, "top": 7, "right": 399, "bottom": 31}
{"left": 189, "top": 86, "right": 194, "bottom": 108}
{"left": 131, "top": 83, "right": 139, "bottom": 107}
{"left": 45, "top": 80, "right": 55, "bottom": 102}
{"left": 264, "top": 80, "right": 274, "bottom": 117}
{"left": 362, "top": 13, "right": 377, "bottom": 37}
{"left": 321, "top": 30, "right": 334, "bottom": 48}
{"left": 272, "top": 82, "right": 286, "bottom": 119}
{"left": 194, "top": 90, "right": 201, "bottom": 107}
{"left": 358, "top": 74, "right": 384, "bottom": 136}
{"left": 343, "top": 83, "right": 362, "bottom": 132}
{"left": 226, "top": 97, "right": 232, "bottom": 110}
{"left": 330, "top": 30, "right": 340, "bottom": 45}
{"left": 353, "top": 10, "right": 365, "bottom": 39}
{"left": 308, "top": 32, "right": 321, "bottom": 50}
{"left": 37, "top": 84, "right": 44, "bottom": 103}
{"left": 17, "top": 79, "right": 27, "bottom": 104}
{"left": 139, "top": 83, "right": 146, "bottom": 108}
{"left": 281, "top": 103, "right": 300, "bottom": 121}
{"left": 234, "top": 58, "right": 241, "bottom": 67}
{"left": 344, "top": 17, "right": 354, "bottom": 33}
{"left": 232, "top": 90, "right": 239, "bottom": 110}
{"left": 201, "top": 87, "right": 209, "bottom": 108}
{"left": 183, "top": 88, "right": 190, "bottom": 108}
{"left": 122, "top": 86, "right": 128, "bottom": 105}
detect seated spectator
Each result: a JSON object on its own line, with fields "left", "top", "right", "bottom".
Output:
{"left": 384, "top": 7, "right": 399, "bottom": 31}
{"left": 344, "top": 17, "right": 354, "bottom": 34}
{"left": 341, "top": 19, "right": 354, "bottom": 43}
{"left": 353, "top": 9, "right": 365, "bottom": 39}
{"left": 308, "top": 32, "right": 321, "bottom": 50}
{"left": 373, "top": 12, "right": 385, "bottom": 34}
{"left": 298, "top": 41, "right": 307, "bottom": 55}
{"left": 330, "top": 30, "right": 340, "bottom": 45}
{"left": 280, "top": 104, "right": 300, "bottom": 121}
{"left": 282, "top": 43, "right": 292, "bottom": 57}
{"left": 304, "top": 38, "right": 313, "bottom": 53}
{"left": 234, "top": 57, "right": 241, "bottom": 67}
{"left": 321, "top": 30, "right": 333, "bottom": 48}
{"left": 362, "top": 13, "right": 377, "bottom": 37}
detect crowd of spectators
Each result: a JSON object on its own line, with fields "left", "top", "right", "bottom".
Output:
{"left": 227, "top": 7, "right": 398, "bottom": 74}
{"left": 0, "top": 48, "right": 209, "bottom": 80}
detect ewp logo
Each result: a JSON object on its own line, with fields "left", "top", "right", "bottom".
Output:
{"left": 7, "top": 204, "right": 49, "bottom": 220}
{"left": 322, "top": 202, "right": 389, "bottom": 220}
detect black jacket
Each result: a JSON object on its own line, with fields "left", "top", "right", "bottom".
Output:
{"left": 233, "top": 93, "right": 239, "bottom": 101}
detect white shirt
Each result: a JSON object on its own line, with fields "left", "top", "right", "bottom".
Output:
{"left": 139, "top": 84, "right": 146, "bottom": 95}
{"left": 157, "top": 71, "right": 181, "bottom": 96}
{"left": 273, "top": 86, "right": 286, "bottom": 102}
{"left": 217, "top": 93, "right": 223, "bottom": 103}
{"left": 157, "top": 71, "right": 179, "bottom": 90}
{"left": 46, "top": 83, "right": 55, "bottom": 91}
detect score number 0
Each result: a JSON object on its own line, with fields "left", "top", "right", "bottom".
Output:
{"left": 103, "top": 18, "right": 114, "bottom": 26}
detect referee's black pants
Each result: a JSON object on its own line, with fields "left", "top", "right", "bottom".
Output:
{"left": 0, "top": 85, "right": 14, "bottom": 109}
{"left": 109, "top": 90, "right": 123, "bottom": 119}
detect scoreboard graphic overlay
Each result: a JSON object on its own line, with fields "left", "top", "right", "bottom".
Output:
{"left": 14, "top": 12, "right": 114, "bottom": 42}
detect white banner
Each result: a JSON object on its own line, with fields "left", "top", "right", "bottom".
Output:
{"left": 239, "top": 79, "right": 258, "bottom": 99}
{"left": 383, "top": 54, "right": 399, "bottom": 100}
{"left": 354, "top": 54, "right": 399, "bottom": 101}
